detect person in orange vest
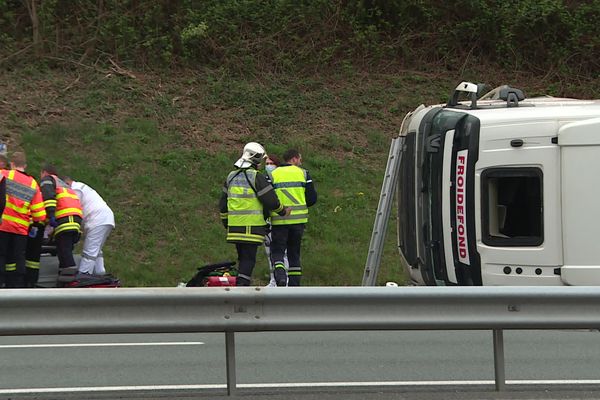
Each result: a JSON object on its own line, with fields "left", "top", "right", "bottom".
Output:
{"left": 0, "top": 152, "right": 46, "bottom": 288}
{"left": 24, "top": 167, "right": 46, "bottom": 288}
{"left": 0, "top": 154, "right": 7, "bottom": 214}
{"left": 40, "top": 164, "right": 83, "bottom": 272}
{"left": 0, "top": 153, "right": 46, "bottom": 287}
{"left": 24, "top": 212, "right": 45, "bottom": 287}
{"left": 0, "top": 154, "right": 42, "bottom": 287}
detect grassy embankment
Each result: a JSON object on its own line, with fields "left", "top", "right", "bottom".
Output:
{"left": 6, "top": 66, "right": 580, "bottom": 286}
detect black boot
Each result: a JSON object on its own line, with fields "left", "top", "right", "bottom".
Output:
{"left": 274, "top": 266, "right": 287, "bottom": 286}
{"left": 5, "top": 272, "right": 25, "bottom": 288}
{"left": 288, "top": 275, "right": 301, "bottom": 286}
{"left": 24, "top": 268, "right": 39, "bottom": 288}
{"left": 288, "top": 266, "right": 302, "bottom": 286}
{"left": 236, "top": 276, "right": 251, "bottom": 286}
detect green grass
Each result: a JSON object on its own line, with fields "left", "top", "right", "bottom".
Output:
{"left": 11, "top": 67, "right": 598, "bottom": 287}
{"left": 6, "top": 67, "right": 461, "bottom": 287}
{"left": 20, "top": 119, "right": 402, "bottom": 287}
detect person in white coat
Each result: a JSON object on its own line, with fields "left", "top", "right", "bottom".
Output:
{"left": 63, "top": 177, "right": 115, "bottom": 276}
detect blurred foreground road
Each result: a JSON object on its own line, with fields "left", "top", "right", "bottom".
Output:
{"left": 1, "top": 330, "right": 599, "bottom": 399}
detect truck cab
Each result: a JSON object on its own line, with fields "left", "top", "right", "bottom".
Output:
{"left": 398, "top": 82, "right": 600, "bottom": 286}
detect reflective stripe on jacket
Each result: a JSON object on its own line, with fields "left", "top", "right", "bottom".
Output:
{"left": 226, "top": 169, "right": 266, "bottom": 243}
{"left": 0, "top": 169, "right": 46, "bottom": 235}
{"left": 44, "top": 174, "right": 83, "bottom": 219}
{"left": 270, "top": 165, "right": 308, "bottom": 225}
{"left": 53, "top": 215, "right": 82, "bottom": 236}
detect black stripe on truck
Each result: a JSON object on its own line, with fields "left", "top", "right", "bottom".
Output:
{"left": 449, "top": 114, "right": 481, "bottom": 285}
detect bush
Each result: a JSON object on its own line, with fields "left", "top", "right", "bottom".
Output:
{"left": 1, "top": 1, "right": 598, "bottom": 76}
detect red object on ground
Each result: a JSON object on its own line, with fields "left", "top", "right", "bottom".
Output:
{"left": 205, "top": 276, "right": 237, "bottom": 286}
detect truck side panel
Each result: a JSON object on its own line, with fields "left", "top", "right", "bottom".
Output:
{"left": 559, "top": 118, "right": 600, "bottom": 285}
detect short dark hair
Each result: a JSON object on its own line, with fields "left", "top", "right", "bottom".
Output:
{"left": 266, "top": 154, "right": 281, "bottom": 166}
{"left": 11, "top": 151, "right": 26, "bottom": 168}
{"left": 42, "top": 162, "right": 58, "bottom": 175}
{"left": 283, "top": 149, "right": 300, "bottom": 162}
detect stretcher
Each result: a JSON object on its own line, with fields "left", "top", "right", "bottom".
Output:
{"left": 37, "top": 235, "right": 120, "bottom": 288}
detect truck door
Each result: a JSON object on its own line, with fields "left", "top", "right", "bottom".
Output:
{"left": 476, "top": 120, "right": 563, "bottom": 285}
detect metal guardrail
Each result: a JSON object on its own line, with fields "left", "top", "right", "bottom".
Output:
{"left": 1, "top": 286, "right": 600, "bottom": 395}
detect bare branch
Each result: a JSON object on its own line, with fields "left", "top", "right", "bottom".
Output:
{"left": 108, "top": 58, "right": 137, "bottom": 79}
{"left": 0, "top": 44, "right": 34, "bottom": 65}
{"left": 62, "top": 75, "right": 82, "bottom": 93}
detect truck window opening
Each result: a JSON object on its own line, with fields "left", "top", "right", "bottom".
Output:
{"left": 482, "top": 168, "right": 543, "bottom": 247}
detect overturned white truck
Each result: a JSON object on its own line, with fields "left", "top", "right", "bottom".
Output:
{"left": 365, "top": 82, "right": 600, "bottom": 286}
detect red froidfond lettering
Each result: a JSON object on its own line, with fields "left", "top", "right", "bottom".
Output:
{"left": 455, "top": 150, "right": 470, "bottom": 265}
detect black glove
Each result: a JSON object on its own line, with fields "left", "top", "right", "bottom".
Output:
{"left": 278, "top": 207, "right": 291, "bottom": 217}
{"left": 28, "top": 226, "right": 38, "bottom": 238}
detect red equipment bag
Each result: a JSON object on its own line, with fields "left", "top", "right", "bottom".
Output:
{"left": 186, "top": 261, "right": 237, "bottom": 287}
{"left": 205, "top": 275, "right": 237, "bottom": 287}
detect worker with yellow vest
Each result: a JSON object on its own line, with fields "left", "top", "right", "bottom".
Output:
{"left": 269, "top": 149, "right": 317, "bottom": 286}
{"left": 219, "top": 142, "right": 290, "bottom": 286}
{"left": 0, "top": 152, "right": 46, "bottom": 288}
{"left": 40, "top": 164, "right": 83, "bottom": 272}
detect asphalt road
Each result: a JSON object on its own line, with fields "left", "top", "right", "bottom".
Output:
{"left": 0, "top": 330, "right": 599, "bottom": 399}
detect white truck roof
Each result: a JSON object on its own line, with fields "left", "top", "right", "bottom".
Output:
{"left": 459, "top": 97, "right": 600, "bottom": 126}
{"left": 456, "top": 96, "right": 600, "bottom": 282}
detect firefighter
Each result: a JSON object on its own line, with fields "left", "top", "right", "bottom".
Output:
{"left": 269, "top": 149, "right": 317, "bottom": 286}
{"left": 24, "top": 218, "right": 45, "bottom": 288}
{"left": 219, "top": 142, "right": 290, "bottom": 286}
{"left": 0, "top": 154, "right": 7, "bottom": 212}
{"left": 6, "top": 156, "right": 46, "bottom": 288}
{"left": 0, "top": 153, "right": 6, "bottom": 286}
{"left": 24, "top": 177, "right": 45, "bottom": 288}
{"left": 40, "top": 164, "right": 83, "bottom": 272}
{"left": 0, "top": 152, "right": 46, "bottom": 288}
{"left": 263, "top": 155, "right": 289, "bottom": 287}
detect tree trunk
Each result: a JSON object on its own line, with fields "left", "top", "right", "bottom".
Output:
{"left": 23, "top": 0, "right": 41, "bottom": 57}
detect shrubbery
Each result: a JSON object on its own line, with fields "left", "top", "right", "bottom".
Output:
{"left": 1, "top": 0, "right": 599, "bottom": 75}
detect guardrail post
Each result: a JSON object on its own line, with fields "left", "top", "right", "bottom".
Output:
{"left": 225, "top": 331, "right": 236, "bottom": 396}
{"left": 493, "top": 329, "right": 505, "bottom": 391}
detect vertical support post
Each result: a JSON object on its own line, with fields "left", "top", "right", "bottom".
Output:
{"left": 225, "top": 331, "right": 236, "bottom": 396}
{"left": 493, "top": 329, "right": 505, "bottom": 391}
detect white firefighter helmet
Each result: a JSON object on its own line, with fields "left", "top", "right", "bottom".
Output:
{"left": 234, "top": 142, "right": 266, "bottom": 168}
